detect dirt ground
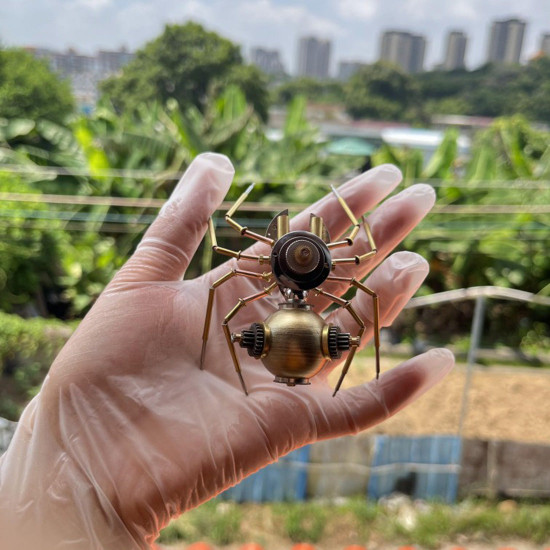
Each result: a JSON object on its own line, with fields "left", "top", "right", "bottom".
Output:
{"left": 334, "top": 357, "right": 550, "bottom": 445}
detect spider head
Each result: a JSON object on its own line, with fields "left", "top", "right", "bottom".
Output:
{"left": 268, "top": 210, "right": 332, "bottom": 292}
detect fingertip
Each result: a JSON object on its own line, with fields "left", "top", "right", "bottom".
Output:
{"left": 195, "top": 152, "right": 235, "bottom": 178}
{"left": 168, "top": 153, "right": 235, "bottom": 203}
{"left": 374, "top": 163, "right": 403, "bottom": 181}
{"left": 344, "top": 163, "right": 403, "bottom": 200}
{"left": 400, "top": 183, "right": 436, "bottom": 210}
{"left": 424, "top": 347, "right": 456, "bottom": 371}
{"left": 386, "top": 251, "right": 429, "bottom": 274}
{"left": 379, "top": 348, "right": 455, "bottom": 409}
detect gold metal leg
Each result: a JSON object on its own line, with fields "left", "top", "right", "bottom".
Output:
{"left": 201, "top": 268, "right": 272, "bottom": 368}
{"left": 223, "top": 184, "right": 275, "bottom": 246}
{"left": 328, "top": 182, "right": 378, "bottom": 264}
{"left": 326, "top": 184, "right": 362, "bottom": 249}
{"left": 330, "top": 215, "right": 378, "bottom": 265}
{"left": 222, "top": 282, "right": 278, "bottom": 395}
{"left": 315, "top": 275, "right": 381, "bottom": 395}
{"left": 208, "top": 218, "right": 271, "bottom": 264}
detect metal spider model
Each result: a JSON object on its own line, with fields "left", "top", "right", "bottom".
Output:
{"left": 200, "top": 183, "right": 380, "bottom": 396}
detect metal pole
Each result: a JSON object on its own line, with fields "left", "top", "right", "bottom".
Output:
{"left": 458, "top": 295, "right": 486, "bottom": 436}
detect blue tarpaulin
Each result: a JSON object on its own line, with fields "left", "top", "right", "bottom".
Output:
{"left": 220, "top": 445, "right": 311, "bottom": 502}
{"left": 367, "top": 435, "right": 462, "bottom": 503}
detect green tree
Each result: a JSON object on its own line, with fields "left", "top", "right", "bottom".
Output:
{"left": 273, "top": 77, "right": 345, "bottom": 105}
{"left": 100, "top": 22, "right": 269, "bottom": 120}
{"left": 0, "top": 49, "right": 74, "bottom": 123}
{"left": 344, "top": 62, "right": 421, "bottom": 121}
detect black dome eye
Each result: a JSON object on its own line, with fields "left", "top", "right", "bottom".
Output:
{"left": 271, "top": 231, "right": 331, "bottom": 291}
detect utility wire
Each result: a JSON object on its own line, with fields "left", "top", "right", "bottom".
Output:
{"left": 0, "top": 192, "right": 549, "bottom": 215}
{"left": 0, "top": 164, "right": 549, "bottom": 190}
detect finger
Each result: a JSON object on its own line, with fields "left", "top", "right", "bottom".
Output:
{"left": 326, "top": 249, "right": 428, "bottom": 336}
{"left": 318, "top": 252, "right": 428, "bottom": 380}
{"left": 311, "top": 184, "right": 435, "bottom": 312}
{"left": 288, "top": 164, "right": 403, "bottom": 237}
{"left": 313, "top": 348, "right": 455, "bottom": 439}
{"left": 116, "top": 153, "right": 235, "bottom": 283}
{"left": 208, "top": 164, "right": 402, "bottom": 281}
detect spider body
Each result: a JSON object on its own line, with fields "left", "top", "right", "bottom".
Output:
{"left": 200, "top": 184, "right": 381, "bottom": 396}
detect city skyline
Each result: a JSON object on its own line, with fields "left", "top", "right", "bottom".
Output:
{"left": 1, "top": 1, "right": 548, "bottom": 75}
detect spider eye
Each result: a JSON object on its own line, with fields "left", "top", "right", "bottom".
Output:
{"left": 286, "top": 240, "right": 321, "bottom": 274}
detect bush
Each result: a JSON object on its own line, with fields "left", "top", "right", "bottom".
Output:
{"left": 0, "top": 312, "right": 73, "bottom": 419}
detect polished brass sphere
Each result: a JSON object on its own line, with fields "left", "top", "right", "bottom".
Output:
{"left": 260, "top": 303, "right": 329, "bottom": 384}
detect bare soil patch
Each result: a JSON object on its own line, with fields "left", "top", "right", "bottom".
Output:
{"left": 336, "top": 357, "right": 550, "bottom": 444}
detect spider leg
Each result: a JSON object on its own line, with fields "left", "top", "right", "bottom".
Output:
{"left": 200, "top": 268, "right": 272, "bottom": 368}
{"left": 208, "top": 218, "right": 270, "bottom": 264}
{"left": 327, "top": 183, "right": 377, "bottom": 263}
{"left": 224, "top": 184, "right": 275, "bottom": 246}
{"left": 222, "top": 281, "right": 278, "bottom": 395}
{"left": 315, "top": 276, "right": 380, "bottom": 396}
{"left": 330, "top": 215, "right": 378, "bottom": 265}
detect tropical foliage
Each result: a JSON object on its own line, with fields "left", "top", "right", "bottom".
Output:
{"left": 0, "top": 48, "right": 74, "bottom": 123}
{"left": 100, "top": 22, "right": 270, "bottom": 121}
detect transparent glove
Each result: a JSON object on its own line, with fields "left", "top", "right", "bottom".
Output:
{"left": 0, "top": 154, "right": 454, "bottom": 548}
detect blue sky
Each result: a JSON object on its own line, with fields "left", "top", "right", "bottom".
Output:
{"left": 0, "top": 0, "right": 548, "bottom": 73}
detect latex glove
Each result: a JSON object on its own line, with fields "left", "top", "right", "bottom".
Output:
{"left": 0, "top": 154, "right": 454, "bottom": 549}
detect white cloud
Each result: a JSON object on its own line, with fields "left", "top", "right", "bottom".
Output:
{"left": 337, "top": 0, "right": 377, "bottom": 21}
{"left": 235, "top": 0, "right": 342, "bottom": 36}
{"left": 75, "top": 0, "right": 112, "bottom": 9}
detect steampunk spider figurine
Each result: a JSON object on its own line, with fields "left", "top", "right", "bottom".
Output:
{"left": 200, "top": 183, "right": 380, "bottom": 396}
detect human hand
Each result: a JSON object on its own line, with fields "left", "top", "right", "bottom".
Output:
{"left": 0, "top": 154, "right": 454, "bottom": 549}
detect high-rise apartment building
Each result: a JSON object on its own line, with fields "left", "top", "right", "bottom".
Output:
{"left": 380, "top": 31, "right": 426, "bottom": 73}
{"left": 96, "top": 48, "right": 134, "bottom": 78}
{"left": 541, "top": 33, "right": 550, "bottom": 56}
{"left": 250, "top": 47, "right": 285, "bottom": 76}
{"left": 26, "top": 47, "right": 134, "bottom": 111}
{"left": 487, "top": 18, "right": 526, "bottom": 64}
{"left": 297, "top": 36, "right": 331, "bottom": 79}
{"left": 337, "top": 61, "right": 366, "bottom": 81}
{"left": 442, "top": 31, "right": 467, "bottom": 70}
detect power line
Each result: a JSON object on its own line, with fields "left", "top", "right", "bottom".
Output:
{"left": 0, "top": 164, "right": 550, "bottom": 189}
{"left": 0, "top": 192, "right": 549, "bottom": 215}
{"left": 1, "top": 207, "right": 550, "bottom": 231}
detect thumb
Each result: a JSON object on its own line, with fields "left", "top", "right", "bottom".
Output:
{"left": 316, "top": 348, "right": 455, "bottom": 439}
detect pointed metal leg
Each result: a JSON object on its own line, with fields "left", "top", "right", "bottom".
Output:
{"left": 201, "top": 269, "right": 272, "bottom": 368}
{"left": 328, "top": 189, "right": 378, "bottom": 264}
{"left": 221, "top": 282, "right": 278, "bottom": 395}
{"left": 208, "top": 217, "right": 271, "bottom": 264}
{"left": 315, "top": 276, "right": 381, "bottom": 396}
{"left": 224, "top": 184, "right": 275, "bottom": 246}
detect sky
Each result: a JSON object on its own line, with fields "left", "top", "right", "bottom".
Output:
{"left": 0, "top": 0, "right": 549, "bottom": 74}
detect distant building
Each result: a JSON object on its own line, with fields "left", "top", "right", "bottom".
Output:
{"left": 25, "top": 46, "right": 134, "bottom": 111}
{"left": 379, "top": 31, "right": 426, "bottom": 73}
{"left": 250, "top": 47, "right": 285, "bottom": 76}
{"left": 297, "top": 36, "right": 332, "bottom": 79}
{"left": 487, "top": 18, "right": 526, "bottom": 64}
{"left": 96, "top": 48, "right": 134, "bottom": 78}
{"left": 541, "top": 33, "right": 550, "bottom": 56}
{"left": 337, "top": 61, "right": 366, "bottom": 81}
{"left": 442, "top": 31, "right": 467, "bottom": 70}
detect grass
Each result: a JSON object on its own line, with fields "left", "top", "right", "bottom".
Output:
{"left": 157, "top": 499, "right": 243, "bottom": 545}
{"left": 273, "top": 502, "right": 327, "bottom": 542}
{"left": 158, "top": 497, "right": 550, "bottom": 548}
